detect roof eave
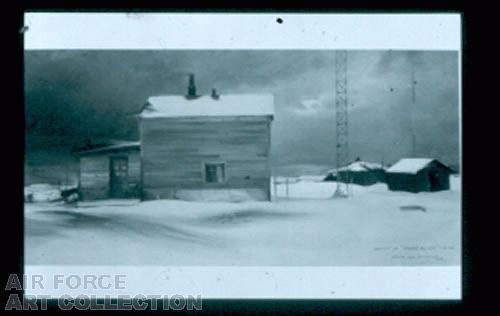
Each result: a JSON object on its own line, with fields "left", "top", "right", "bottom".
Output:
{"left": 77, "top": 143, "right": 141, "bottom": 156}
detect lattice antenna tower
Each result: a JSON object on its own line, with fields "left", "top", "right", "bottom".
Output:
{"left": 410, "top": 62, "right": 417, "bottom": 157}
{"left": 333, "top": 50, "right": 349, "bottom": 198}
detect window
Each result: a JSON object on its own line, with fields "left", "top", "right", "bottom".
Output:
{"left": 204, "top": 162, "right": 226, "bottom": 183}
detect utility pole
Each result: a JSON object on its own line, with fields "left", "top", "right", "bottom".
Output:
{"left": 333, "top": 50, "right": 349, "bottom": 198}
{"left": 410, "top": 62, "right": 417, "bottom": 157}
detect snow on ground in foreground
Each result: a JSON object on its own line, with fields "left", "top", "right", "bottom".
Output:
{"left": 25, "top": 176, "right": 461, "bottom": 266}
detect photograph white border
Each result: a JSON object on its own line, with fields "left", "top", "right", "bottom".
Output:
{"left": 24, "top": 266, "right": 461, "bottom": 299}
{"left": 24, "top": 13, "right": 460, "bottom": 50}
{"left": 23, "top": 12, "right": 462, "bottom": 300}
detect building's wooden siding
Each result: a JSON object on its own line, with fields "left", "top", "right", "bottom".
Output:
{"left": 140, "top": 116, "right": 272, "bottom": 200}
{"left": 338, "top": 170, "right": 384, "bottom": 186}
{"left": 418, "top": 165, "right": 450, "bottom": 191}
{"left": 79, "top": 150, "right": 141, "bottom": 200}
{"left": 387, "top": 173, "right": 423, "bottom": 192}
{"left": 386, "top": 162, "right": 450, "bottom": 193}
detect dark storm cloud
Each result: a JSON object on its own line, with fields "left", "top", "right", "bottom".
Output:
{"left": 24, "top": 50, "right": 459, "bottom": 167}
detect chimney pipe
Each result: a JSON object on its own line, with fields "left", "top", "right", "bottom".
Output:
{"left": 211, "top": 88, "right": 219, "bottom": 100}
{"left": 186, "top": 73, "right": 197, "bottom": 99}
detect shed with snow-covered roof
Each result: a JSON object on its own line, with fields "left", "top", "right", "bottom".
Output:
{"left": 324, "top": 158, "right": 386, "bottom": 186}
{"left": 137, "top": 74, "right": 274, "bottom": 201}
{"left": 76, "top": 140, "right": 141, "bottom": 200}
{"left": 385, "top": 158, "right": 452, "bottom": 192}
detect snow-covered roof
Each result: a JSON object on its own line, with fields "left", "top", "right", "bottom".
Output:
{"left": 139, "top": 94, "right": 274, "bottom": 118}
{"left": 386, "top": 158, "right": 444, "bottom": 174}
{"left": 338, "top": 161, "right": 384, "bottom": 172}
{"left": 77, "top": 141, "right": 140, "bottom": 156}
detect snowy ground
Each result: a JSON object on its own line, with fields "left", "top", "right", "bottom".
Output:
{"left": 25, "top": 176, "right": 460, "bottom": 266}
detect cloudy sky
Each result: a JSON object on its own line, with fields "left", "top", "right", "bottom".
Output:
{"left": 24, "top": 50, "right": 459, "bottom": 168}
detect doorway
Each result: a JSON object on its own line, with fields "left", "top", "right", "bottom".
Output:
{"left": 429, "top": 170, "right": 441, "bottom": 191}
{"left": 110, "top": 156, "right": 128, "bottom": 198}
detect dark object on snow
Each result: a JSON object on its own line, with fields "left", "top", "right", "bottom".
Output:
{"left": 323, "top": 172, "right": 337, "bottom": 182}
{"left": 61, "top": 187, "right": 79, "bottom": 204}
{"left": 25, "top": 193, "right": 34, "bottom": 203}
{"left": 386, "top": 158, "right": 453, "bottom": 193}
{"left": 400, "top": 205, "right": 427, "bottom": 212}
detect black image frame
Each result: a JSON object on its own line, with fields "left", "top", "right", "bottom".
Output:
{"left": 3, "top": 1, "right": 481, "bottom": 315}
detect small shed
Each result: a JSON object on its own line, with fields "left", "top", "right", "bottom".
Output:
{"left": 77, "top": 141, "right": 141, "bottom": 200}
{"left": 335, "top": 159, "right": 386, "bottom": 186}
{"left": 385, "top": 158, "right": 452, "bottom": 193}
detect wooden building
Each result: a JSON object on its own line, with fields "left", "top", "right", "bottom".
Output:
{"left": 77, "top": 141, "right": 141, "bottom": 200}
{"left": 76, "top": 76, "right": 274, "bottom": 201}
{"left": 336, "top": 159, "right": 386, "bottom": 186}
{"left": 385, "top": 158, "right": 452, "bottom": 193}
{"left": 137, "top": 78, "right": 274, "bottom": 201}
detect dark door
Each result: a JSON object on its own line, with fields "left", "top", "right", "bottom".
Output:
{"left": 110, "top": 156, "right": 128, "bottom": 198}
{"left": 429, "top": 170, "right": 440, "bottom": 191}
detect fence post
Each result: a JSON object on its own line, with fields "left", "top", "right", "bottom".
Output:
{"left": 273, "top": 177, "right": 277, "bottom": 199}
{"left": 285, "top": 177, "right": 289, "bottom": 199}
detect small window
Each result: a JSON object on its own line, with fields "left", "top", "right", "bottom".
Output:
{"left": 204, "top": 162, "right": 226, "bottom": 183}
